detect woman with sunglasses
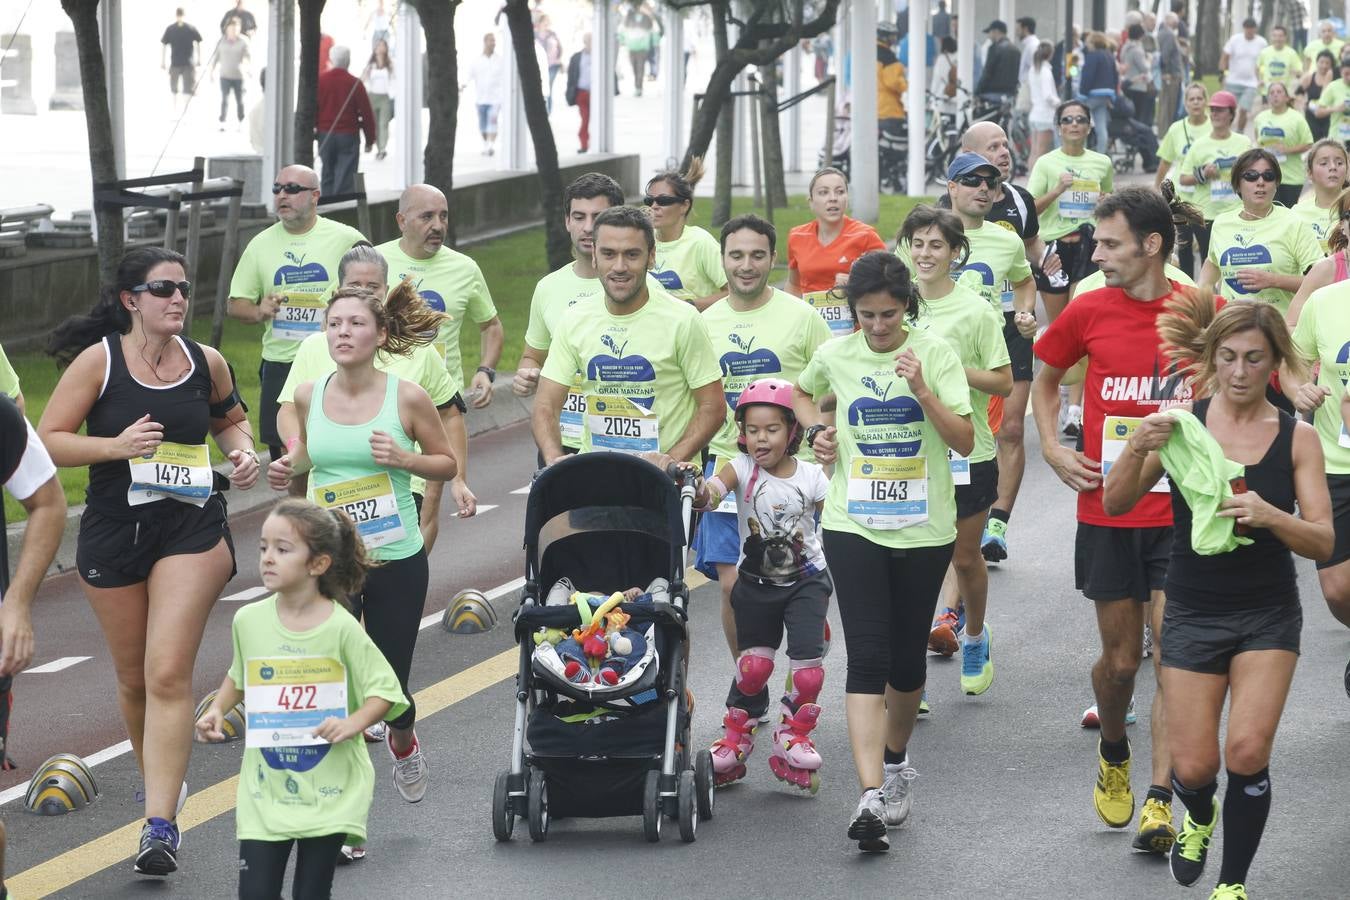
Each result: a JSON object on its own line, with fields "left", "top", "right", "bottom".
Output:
{"left": 1253, "top": 82, "right": 1314, "bottom": 210}
{"left": 792, "top": 251, "right": 973, "bottom": 852}
{"left": 1291, "top": 139, "right": 1349, "bottom": 253}
{"left": 1284, "top": 185, "right": 1350, "bottom": 324}
{"left": 644, "top": 158, "right": 729, "bottom": 311}
{"left": 1177, "top": 91, "right": 1251, "bottom": 273}
{"left": 1199, "top": 149, "right": 1322, "bottom": 320}
{"left": 787, "top": 166, "right": 885, "bottom": 339}
{"left": 38, "top": 247, "right": 260, "bottom": 877}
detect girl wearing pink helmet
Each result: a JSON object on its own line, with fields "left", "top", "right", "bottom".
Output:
{"left": 693, "top": 377, "right": 832, "bottom": 795}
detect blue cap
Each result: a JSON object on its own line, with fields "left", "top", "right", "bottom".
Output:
{"left": 946, "top": 152, "right": 1000, "bottom": 181}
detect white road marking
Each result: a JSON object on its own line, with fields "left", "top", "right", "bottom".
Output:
{"left": 21, "top": 656, "right": 91, "bottom": 674}
{"left": 419, "top": 575, "right": 527, "bottom": 631}
{"left": 510, "top": 485, "right": 531, "bottom": 495}
{"left": 221, "top": 586, "right": 269, "bottom": 603}
{"left": 456, "top": 504, "right": 498, "bottom": 517}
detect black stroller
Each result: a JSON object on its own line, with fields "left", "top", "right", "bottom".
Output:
{"left": 491, "top": 452, "right": 714, "bottom": 843}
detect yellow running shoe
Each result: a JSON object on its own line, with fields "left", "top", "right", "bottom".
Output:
{"left": 1131, "top": 797, "right": 1177, "bottom": 854}
{"left": 1093, "top": 744, "right": 1134, "bottom": 828}
{"left": 1209, "top": 885, "right": 1247, "bottom": 900}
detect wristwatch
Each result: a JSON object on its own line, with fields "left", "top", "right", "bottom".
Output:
{"left": 805, "top": 424, "right": 827, "bottom": 449}
{"left": 477, "top": 365, "right": 497, "bottom": 382}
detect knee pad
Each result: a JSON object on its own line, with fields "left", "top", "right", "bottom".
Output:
{"left": 735, "top": 647, "right": 775, "bottom": 697}
{"left": 786, "top": 659, "right": 824, "bottom": 707}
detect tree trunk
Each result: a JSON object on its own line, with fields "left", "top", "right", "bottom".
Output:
{"left": 711, "top": 2, "right": 734, "bottom": 227}
{"left": 61, "top": 0, "right": 123, "bottom": 290}
{"left": 1194, "top": 0, "right": 1221, "bottom": 76}
{"left": 758, "top": 59, "right": 786, "bottom": 209}
{"left": 295, "top": 0, "right": 327, "bottom": 168}
{"left": 503, "top": 0, "right": 571, "bottom": 271}
{"left": 411, "top": 0, "right": 461, "bottom": 246}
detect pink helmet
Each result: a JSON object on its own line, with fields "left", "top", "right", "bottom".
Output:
{"left": 734, "top": 378, "right": 801, "bottom": 451}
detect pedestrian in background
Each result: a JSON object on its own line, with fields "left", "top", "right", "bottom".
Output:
{"left": 1122, "top": 23, "right": 1155, "bottom": 130}
{"left": 365, "top": 39, "right": 395, "bottom": 161}
{"left": 1157, "top": 12, "right": 1184, "bottom": 134}
{"left": 219, "top": 0, "right": 256, "bottom": 38}
{"left": 161, "top": 8, "right": 202, "bottom": 117}
{"left": 212, "top": 16, "right": 251, "bottom": 132}
{"left": 1027, "top": 41, "right": 1059, "bottom": 173}
{"left": 565, "top": 33, "right": 592, "bottom": 153}
{"left": 1079, "top": 32, "right": 1118, "bottom": 155}
{"left": 1220, "top": 18, "right": 1266, "bottom": 133}
{"left": 537, "top": 14, "right": 563, "bottom": 114}
{"left": 316, "top": 46, "right": 375, "bottom": 196}
{"left": 468, "top": 33, "right": 505, "bottom": 156}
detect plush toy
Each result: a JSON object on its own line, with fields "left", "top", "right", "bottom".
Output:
{"left": 533, "top": 627, "right": 567, "bottom": 647}
{"left": 604, "top": 608, "right": 634, "bottom": 656}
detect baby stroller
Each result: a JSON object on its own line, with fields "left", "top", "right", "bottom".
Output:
{"left": 491, "top": 452, "right": 713, "bottom": 843}
{"left": 1107, "top": 92, "right": 1159, "bottom": 175}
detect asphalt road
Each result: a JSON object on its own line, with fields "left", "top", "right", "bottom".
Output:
{"left": 4, "top": 417, "right": 1349, "bottom": 899}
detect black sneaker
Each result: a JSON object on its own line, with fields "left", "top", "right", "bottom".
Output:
{"left": 1169, "top": 799, "right": 1218, "bottom": 887}
{"left": 134, "top": 817, "right": 180, "bottom": 876}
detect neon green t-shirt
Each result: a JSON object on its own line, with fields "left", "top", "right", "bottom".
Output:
{"left": 0, "top": 344, "right": 18, "bottom": 399}
{"left": 651, "top": 225, "right": 727, "bottom": 304}
{"left": 229, "top": 217, "right": 365, "bottom": 363}
{"left": 1257, "top": 46, "right": 1303, "bottom": 92}
{"left": 896, "top": 222, "right": 1032, "bottom": 314}
{"left": 1304, "top": 38, "right": 1344, "bottom": 66}
{"left": 540, "top": 292, "right": 722, "bottom": 455}
{"left": 1158, "top": 117, "right": 1212, "bottom": 189}
{"left": 228, "top": 596, "right": 407, "bottom": 843}
{"left": 1179, "top": 132, "right": 1253, "bottom": 220}
{"left": 702, "top": 288, "right": 832, "bottom": 461}
{"left": 276, "top": 332, "right": 453, "bottom": 406}
{"left": 917, "top": 282, "right": 1010, "bottom": 464}
{"left": 1291, "top": 194, "right": 1336, "bottom": 252}
{"left": 1207, "top": 205, "right": 1323, "bottom": 316}
{"left": 375, "top": 240, "right": 497, "bottom": 397}
{"left": 1027, "top": 148, "right": 1115, "bottom": 241}
{"left": 1073, "top": 263, "right": 1195, "bottom": 298}
{"left": 1292, "top": 282, "right": 1350, "bottom": 473}
{"left": 1315, "top": 78, "right": 1350, "bottom": 145}
{"left": 796, "top": 326, "right": 972, "bottom": 548}
{"left": 1253, "top": 107, "right": 1314, "bottom": 185}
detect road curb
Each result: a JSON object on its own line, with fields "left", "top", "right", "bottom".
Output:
{"left": 7, "top": 382, "right": 534, "bottom": 581}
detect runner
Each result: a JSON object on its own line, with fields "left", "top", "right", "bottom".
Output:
{"left": 0, "top": 344, "right": 22, "bottom": 411}
{"left": 694, "top": 214, "right": 832, "bottom": 659}
{"left": 226, "top": 164, "right": 365, "bottom": 461}
{"left": 1177, "top": 91, "right": 1251, "bottom": 271}
{"left": 531, "top": 205, "right": 725, "bottom": 463}
{"left": 1252, "top": 82, "right": 1313, "bottom": 209}
{"left": 785, "top": 167, "right": 885, "bottom": 338}
{"left": 1284, "top": 187, "right": 1350, "bottom": 322}
{"left": 1290, "top": 138, "right": 1349, "bottom": 252}
{"left": 1257, "top": 26, "right": 1302, "bottom": 102}
{"left": 1155, "top": 83, "right": 1212, "bottom": 276}
{"left": 1310, "top": 57, "right": 1350, "bottom": 147}
{"left": 267, "top": 285, "right": 457, "bottom": 812}
{"left": 1032, "top": 187, "right": 1204, "bottom": 857}
{"left": 1105, "top": 295, "right": 1331, "bottom": 900}
{"left": 1199, "top": 149, "right": 1320, "bottom": 319}
{"left": 792, "top": 250, "right": 974, "bottom": 852}
{"left": 644, "top": 159, "right": 729, "bottom": 310}
{"left": 198, "top": 499, "right": 408, "bottom": 900}
{"left": 40, "top": 247, "right": 261, "bottom": 876}
{"left": 900, "top": 205, "right": 1016, "bottom": 694}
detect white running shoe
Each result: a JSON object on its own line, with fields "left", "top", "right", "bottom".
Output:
{"left": 881, "top": 758, "right": 918, "bottom": 828}
{"left": 1142, "top": 623, "right": 1153, "bottom": 659}
{"left": 847, "top": 788, "right": 889, "bottom": 852}
{"left": 338, "top": 843, "right": 367, "bottom": 864}
{"left": 388, "top": 733, "right": 428, "bottom": 803}
{"left": 364, "top": 721, "right": 388, "bottom": 743}
{"left": 1080, "top": 696, "right": 1138, "bottom": 728}
{"left": 1063, "top": 405, "right": 1084, "bottom": 438}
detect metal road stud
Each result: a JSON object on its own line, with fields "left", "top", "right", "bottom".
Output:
{"left": 193, "top": 689, "right": 246, "bottom": 743}
{"left": 443, "top": 589, "right": 497, "bottom": 634}
{"left": 24, "top": 753, "right": 99, "bottom": 815}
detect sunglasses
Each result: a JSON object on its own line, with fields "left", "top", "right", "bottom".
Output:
{"left": 955, "top": 173, "right": 999, "bottom": 188}
{"left": 272, "top": 182, "right": 317, "bottom": 195}
{"left": 1059, "top": 115, "right": 1090, "bottom": 125}
{"left": 1240, "top": 170, "right": 1278, "bottom": 182}
{"left": 132, "top": 280, "right": 192, "bottom": 299}
{"left": 643, "top": 194, "right": 685, "bottom": 207}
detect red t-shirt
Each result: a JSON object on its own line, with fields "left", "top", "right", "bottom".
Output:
{"left": 1033, "top": 281, "right": 1197, "bottom": 528}
{"left": 787, "top": 217, "right": 886, "bottom": 294}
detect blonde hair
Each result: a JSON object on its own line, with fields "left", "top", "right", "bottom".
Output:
{"left": 1331, "top": 186, "right": 1350, "bottom": 253}
{"left": 268, "top": 498, "right": 376, "bottom": 603}
{"left": 326, "top": 280, "right": 445, "bottom": 357}
{"left": 1157, "top": 290, "right": 1310, "bottom": 395}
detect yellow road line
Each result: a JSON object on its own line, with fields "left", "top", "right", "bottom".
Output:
{"left": 8, "top": 569, "right": 708, "bottom": 897}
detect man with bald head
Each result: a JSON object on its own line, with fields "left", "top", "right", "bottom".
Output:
{"left": 377, "top": 184, "right": 503, "bottom": 414}
{"left": 227, "top": 163, "right": 365, "bottom": 459}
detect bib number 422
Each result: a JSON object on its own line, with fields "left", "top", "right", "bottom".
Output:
{"left": 275, "top": 685, "right": 318, "bottom": 710}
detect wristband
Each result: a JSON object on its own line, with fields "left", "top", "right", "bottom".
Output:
{"left": 805, "top": 423, "right": 827, "bottom": 449}
{"left": 477, "top": 365, "right": 497, "bottom": 382}
{"left": 284, "top": 436, "right": 299, "bottom": 454}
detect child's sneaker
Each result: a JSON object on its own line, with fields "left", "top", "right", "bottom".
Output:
{"left": 133, "top": 817, "right": 180, "bottom": 875}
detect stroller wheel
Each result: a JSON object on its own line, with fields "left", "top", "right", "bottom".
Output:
{"left": 677, "top": 770, "right": 699, "bottom": 842}
{"left": 694, "top": 749, "right": 715, "bottom": 821}
{"left": 491, "top": 769, "right": 514, "bottom": 841}
{"left": 642, "top": 770, "right": 663, "bottom": 843}
{"left": 527, "top": 767, "right": 549, "bottom": 842}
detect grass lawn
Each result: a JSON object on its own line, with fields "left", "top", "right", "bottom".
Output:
{"left": 3, "top": 191, "right": 929, "bottom": 522}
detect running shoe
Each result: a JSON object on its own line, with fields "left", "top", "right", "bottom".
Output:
{"left": 1064, "top": 404, "right": 1083, "bottom": 438}
{"left": 928, "top": 607, "right": 961, "bottom": 656}
{"left": 1080, "top": 696, "right": 1137, "bottom": 728}
{"left": 1142, "top": 623, "right": 1153, "bottom": 660}
{"left": 960, "top": 625, "right": 994, "bottom": 695}
{"left": 847, "top": 788, "right": 889, "bottom": 852}
{"left": 1170, "top": 797, "right": 1219, "bottom": 886}
{"left": 338, "top": 843, "right": 368, "bottom": 864}
{"left": 388, "top": 733, "right": 429, "bottom": 803}
{"left": 364, "top": 721, "right": 388, "bottom": 743}
{"left": 981, "top": 518, "right": 1008, "bottom": 563}
{"left": 880, "top": 757, "right": 918, "bottom": 828}
{"left": 133, "top": 817, "right": 180, "bottom": 876}
{"left": 1209, "top": 885, "right": 1247, "bottom": 900}
{"left": 1132, "top": 796, "right": 1177, "bottom": 854}
{"left": 918, "top": 691, "right": 930, "bottom": 716}
{"left": 1092, "top": 743, "right": 1134, "bottom": 828}
{"left": 1344, "top": 656, "right": 1349, "bottom": 698}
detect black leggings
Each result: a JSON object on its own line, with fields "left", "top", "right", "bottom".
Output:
{"left": 238, "top": 834, "right": 345, "bottom": 900}
{"left": 349, "top": 549, "right": 428, "bottom": 730}
{"left": 821, "top": 529, "right": 954, "bottom": 694}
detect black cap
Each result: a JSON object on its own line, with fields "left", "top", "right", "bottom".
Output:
{"left": 985, "top": 19, "right": 1008, "bottom": 34}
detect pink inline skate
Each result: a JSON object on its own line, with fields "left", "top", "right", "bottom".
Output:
{"left": 708, "top": 707, "right": 758, "bottom": 786}
{"left": 768, "top": 702, "right": 822, "bottom": 794}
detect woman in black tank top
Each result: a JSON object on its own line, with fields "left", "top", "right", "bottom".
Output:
{"left": 36, "top": 247, "right": 260, "bottom": 876}
{"left": 1102, "top": 296, "right": 1332, "bottom": 898}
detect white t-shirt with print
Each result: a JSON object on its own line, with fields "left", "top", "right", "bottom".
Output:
{"left": 730, "top": 455, "right": 829, "bottom": 585}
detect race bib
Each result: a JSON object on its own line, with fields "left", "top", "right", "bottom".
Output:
{"left": 1100, "top": 416, "right": 1171, "bottom": 493}
{"left": 1211, "top": 162, "right": 1237, "bottom": 203}
{"left": 1339, "top": 423, "right": 1350, "bottom": 449}
{"left": 715, "top": 488, "right": 738, "bottom": 514}
{"left": 846, "top": 456, "right": 928, "bottom": 530}
{"left": 947, "top": 447, "right": 971, "bottom": 485}
{"left": 272, "top": 293, "right": 327, "bottom": 343}
{"left": 999, "top": 279, "right": 1015, "bottom": 313}
{"left": 243, "top": 656, "right": 347, "bottom": 749}
{"left": 586, "top": 394, "right": 659, "bottom": 454}
{"left": 313, "top": 472, "right": 407, "bottom": 549}
{"left": 1338, "top": 118, "right": 1350, "bottom": 143}
{"left": 127, "top": 441, "right": 212, "bottom": 507}
{"left": 560, "top": 374, "right": 587, "bottom": 444}
{"left": 1057, "top": 178, "right": 1100, "bottom": 220}
{"left": 804, "top": 290, "right": 854, "bottom": 338}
